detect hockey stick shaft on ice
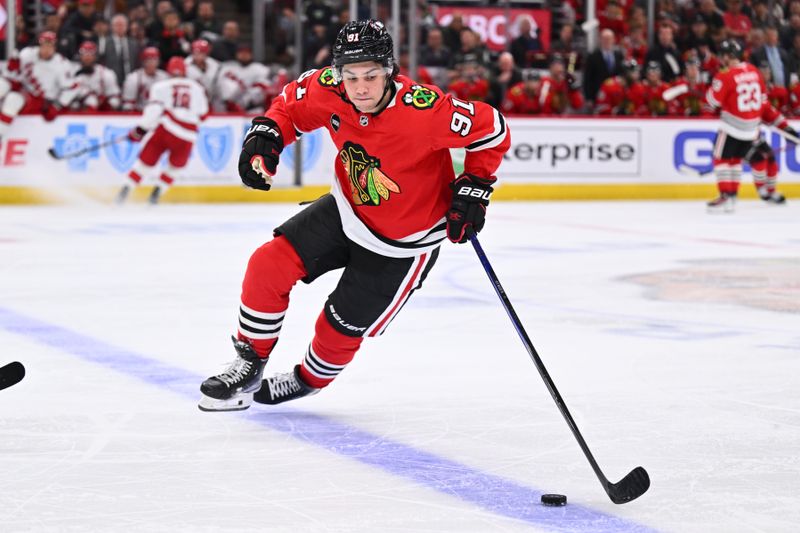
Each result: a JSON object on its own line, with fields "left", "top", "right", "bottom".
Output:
{"left": 48, "top": 136, "right": 128, "bottom": 161}
{"left": 468, "top": 233, "right": 650, "bottom": 504}
{"left": 0, "top": 361, "right": 25, "bottom": 391}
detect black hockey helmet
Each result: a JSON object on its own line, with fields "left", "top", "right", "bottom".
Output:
{"left": 622, "top": 58, "right": 639, "bottom": 74}
{"left": 645, "top": 60, "right": 662, "bottom": 73}
{"left": 719, "top": 39, "right": 743, "bottom": 60}
{"left": 332, "top": 19, "right": 395, "bottom": 81}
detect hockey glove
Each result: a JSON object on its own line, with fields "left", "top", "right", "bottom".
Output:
{"left": 238, "top": 116, "right": 283, "bottom": 191}
{"left": 41, "top": 101, "right": 61, "bottom": 122}
{"left": 566, "top": 72, "right": 581, "bottom": 92}
{"left": 783, "top": 125, "right": 799, "bottom": 144}
{"left": 446, "top": 173, "right": 496, "bottom": 244}
{"left": 128, "top": 126, "right": 148, "bottom": 142}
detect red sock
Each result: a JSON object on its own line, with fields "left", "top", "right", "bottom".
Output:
{"left": 299, "top": 311, "right": 363, "bottom": 389}
{"left": 238, "top": 236, "right": 307, "bottom": 358}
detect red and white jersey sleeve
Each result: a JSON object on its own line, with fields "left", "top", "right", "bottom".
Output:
{"left": 140, "top": 77, "right": 209, "bottom": 142}
{"left": 121, "top": 68, "right": 168, "bottom": 111}
{"left": 186, "top": 57, "right": 225, "bottom": 111}
{"left": 265, "top": 69, "right": 510, "bottom": 258}
{"left": 71, "top": 64, "right": 121, "bottom": 110}
{"left": 706, "top": 62, "right": 766, "bottom": 140}
{"left": 19, "top": 46, "right": 76, "bottom": 102}
{"left": 219, "top": 61, "right": 271, "bottom": 110}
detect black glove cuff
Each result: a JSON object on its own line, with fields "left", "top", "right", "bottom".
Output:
{"left": 244, "top": 116, "right": 284, "bottom": 153}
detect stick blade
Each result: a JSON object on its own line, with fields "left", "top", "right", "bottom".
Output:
{"left": 677, "top": 164, "right": 705, "bottom": 178}
{"left": 607, "top": 466, "right": 650, "bottom": 504}
{"left": 48, "top": 147, "right": 62, "bottom": 160}
{"left": 0, "top": 361, "right": 25, "bottom": 391}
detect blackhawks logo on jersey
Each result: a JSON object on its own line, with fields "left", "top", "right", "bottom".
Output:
{"left": 318, "top": 67, "right": 339, "bottom": 87}
{"left": 339, "top": 141, "right": 400, "bottom": 206}
{"left": 402, "top": 85, "right": 438, "bottom": 110}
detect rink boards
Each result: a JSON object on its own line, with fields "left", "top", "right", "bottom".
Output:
{"left": 1, "top": 114, "right": 800, "bottom": 203}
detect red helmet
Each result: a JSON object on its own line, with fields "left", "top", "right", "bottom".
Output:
{"left": 141, "top": 47, "right": 160, "bottom": 61}
{"left": 79, "top": 41, "right": 98, "bottom": 55}
{"left": 191, "top": 39, "right": 211, "bottom": 55}
{"left": 38, "top": 31, "right": 57, "bottom": 45}
{"left": 166, "top": 56, "right": 186, "bottom": 76}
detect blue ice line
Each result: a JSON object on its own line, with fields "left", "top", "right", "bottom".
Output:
{"left": 0, "top": 306, "right": 658, "bottom": 533}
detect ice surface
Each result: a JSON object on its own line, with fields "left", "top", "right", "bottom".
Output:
{"left": 0, "top": 200, "right": 798, "bottom": 532}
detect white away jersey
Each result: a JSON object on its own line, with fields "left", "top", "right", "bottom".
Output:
{"left": 121, "top": 68, "right": 169, "bottom": 111}
{"left": 139, "top": 77, "right": 209, "bottom": 142}
{"left": 70, "top": 63, "right": 121, "bottom": 110}
{"left": 18, "top": 46, "right": 76, "bottom": 105}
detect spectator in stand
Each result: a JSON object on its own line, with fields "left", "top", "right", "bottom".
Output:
{"left": 451, "top": 28, "right": 490, "bottom": 70}
{"left": 645, "top": 24, "right": 683, "bottom": 82}
{"left": 195, "top": 0, "right": 222, "bottom": 42}
{"left": 509, "top": 15, "right": 544, "bottom": 69}
{"left": 502, "top": 72, "right": 542, "bottom": 115}
{"left": 697, "top": 0, "right": 726, "bottom": 34}
{"left": 550, "top": 24, "right": 583, "bottom": 72}
{"left": 104, "top": 14, "right": 140, "bottom": 86}
{"left": 697, "top": 42, "right": 721, "bottom": 78}
{"left": 789, "top": 33, "right": 800, "bottom": 79}
{"left": 304, "top": 24, "right": 332, "bottom": 70}
{"left": 584, "top": 29, "right": 624, "bottom": 103}
{"left": 488, "top": 52, "right": 522, "bottom": 109}
{"left": 750, "top": 0, "right": 782, "bottom": 30}
{"left": 599, "top": 0, "right": 629, "bottom": 37}
{"left": 758, "top": 60, "right": 791, "bottom": 114}
{"left": 59, "top": 0, "right": 99, "bottom": 59}
{"left": 723, "top": 0, "right": 753, "bottom": 44}
{"left": 442, "top": 13, "right": 465, "bottom": 53}
{"left": 447, "top": 58, "right": 490, "bottom": 102}
{"left": 93, "top": 17, "right": 111, "bottom": 61}
{"left": 539, "top": 56, "right": 584, "bottom": 114}
{"left": 211, "top": 21, "right": 241, "bottom": 62}
{"left": 147, "top": 1, "right": 176, "bottom": 42}
{"left": 130, "top": 20, "right": 148, "bottom": 51}
{"left": 751, "top": 26, "right": 793, "bottom": 88}
{"left": 781, "top": 14, "right": 800, "bottom": 50}
{"left": 746, "top": 28, "right": 766, "bottom": 62}
{"left": 681, "top": 13, "right": 711, "bottom": 53}
{"left": 420, "top": 28, "right": 452, "bottom": 68}
{"left": 153, "top": 9, "right": 190, "bottom": 65}
{"left": 179, "top": 0, "right": 198, "bottom": 26}
{"left": 306, "top": 0, "right": 334, "bottom": 28}
{"left": 623, "top": 25, "right": 648, "bottom": 65}
{"left": 128, "top": 1, "right": 151, "bottom": 28}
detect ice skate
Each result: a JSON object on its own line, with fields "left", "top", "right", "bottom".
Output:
{"left": 757, "top": 187, "right": 786, "bottom": 204}
{"left": 148, "top": 185, "right": 163, "bottom": 205}
{"left": 115, "top": 185, "right": 131, "bottom": 205}
{"left": 253, "top": 365, "right": 319, "bottom": 405}
{"left": 198, "top": 336, "right": 268, "bottom": 412}
{"left": 706, "top": 193, "right": 736, "bottom": 213}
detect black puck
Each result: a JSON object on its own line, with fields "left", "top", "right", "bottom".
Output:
{"left": 541, "top": 493, "right": 567, "bottom": 506}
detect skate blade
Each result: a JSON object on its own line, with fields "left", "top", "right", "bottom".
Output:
{"left": 198, "top": 392, "right": 253, "bottom": 412}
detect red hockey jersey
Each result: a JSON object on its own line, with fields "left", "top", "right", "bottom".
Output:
{"left": 266, "top": 68, "right": 510, "bottom": 258}
{"left": 706, "top": 62, "right": 766, "bottom": 140}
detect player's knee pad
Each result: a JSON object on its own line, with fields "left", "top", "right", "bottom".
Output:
{"left": 1, "top": 91, "right": 24, "bottom": 116}
{"left": 244, "top": 236, "right": 307, "bottom": 297}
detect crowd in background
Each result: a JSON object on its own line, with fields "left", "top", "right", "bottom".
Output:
{"left": 4, "top": 0, "right": 800, "bottom": 117}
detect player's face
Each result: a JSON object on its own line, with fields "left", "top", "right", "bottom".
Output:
{"left": 39, "top": 42, "right": 55, "bottom": 60}
{"left": 143, "top": 58, "right": 158, "bottom": 74}
{"left": 341, "top": 62, "right": 389, "bottom": 113}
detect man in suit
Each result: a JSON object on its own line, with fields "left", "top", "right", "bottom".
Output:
{"left": 751, "top": 26, "right": 793, "bottom": 88}
{"left": 104, "top": 14, "right": 140, "bottom": 86}
{"left": 583, "top": 28, "right": 624, "bottom": 103}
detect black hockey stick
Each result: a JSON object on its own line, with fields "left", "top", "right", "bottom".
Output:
{"left": 468, "top": 233, "right": 650, "bottom": 504}
{"left": 0, "top": 361, "right": 25, "bottom": 391}
{"left": 48, "top": 136, "right": 128, "bottom": 161}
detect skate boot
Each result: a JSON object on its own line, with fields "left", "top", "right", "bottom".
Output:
{"left": 115, "top": 185, "right": 131, "bottom": 205}
{"left": 148, "top": 185, "right": 163, "bottom": 205}
{"left": 757, "top": 186, "right": 786, "bottom": 204}
{"left": 198, "top": 336, "right": 268, "bottom": 412}
{"left": 253, "top": 365, "right": 319, "bottom": 405}
{"left": 706, "top": 193, "right": 736, "bottom": 213}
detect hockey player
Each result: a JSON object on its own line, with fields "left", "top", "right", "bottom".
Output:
{"left": 447, "top": 57, "right": 490, "bottom": 102}
{"left": 185, "top": 39, "right": 225, "bottom": 111}
{"left": 757, "top": 61, "right": 790, "bottom": 116}
{"left": 664, "top": 57, "right": 712, "bottom": 117}
{"left": 69, "top": 41, "right": 121, "bottom": 111}
{"left": 594, "top": 59, "right": 646, "bottom": 116}
{"left": 19, "top": 31, "right": 78, "bottom": 118}
{"left": 198, "top": 20, "right": 510, "bottom": 411}
{"left": 538, "top": 56, "right": 584, "bottom": 114}
{"left": 121, "top": 47, "right": 168, "bottom": 111}
{"left": 745, "top": 102, "right": 795, "bottom": 204}
{"left": 641, "top": 61, "right": 670, "bottom": 116}
{"left": 218, "top": 45, "right": 271, "bottom": 113}
{"left": 117, "top": 56, "right": 209, "bottom": 205}
{"left": 705, "top": 39, "right": 767, "bottom": 212}
{"left": 502, "top": 72, "right": 542, "bottom": 115}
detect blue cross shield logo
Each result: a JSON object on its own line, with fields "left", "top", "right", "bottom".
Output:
{"left": 52, "top": 124, "right": 100, "bottom": 171}
{"left": 103, "top": 126, "right": 139, "bottom": 172}
{"left": 197, "top": 126, "right": 233, "bottom": 172}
